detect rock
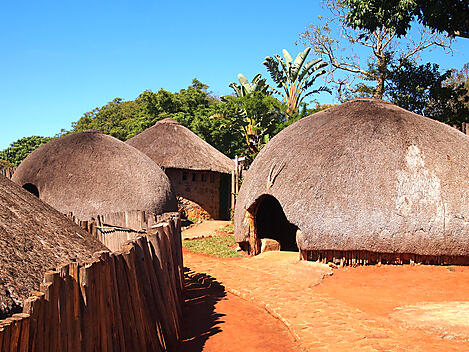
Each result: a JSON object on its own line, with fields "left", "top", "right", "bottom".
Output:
{"left": 260, "top": 238, "right": 281, "bottom": 253}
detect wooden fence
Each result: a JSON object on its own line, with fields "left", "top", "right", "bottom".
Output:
{"left": 0, "top": 168, "right": 14, "bottom": 179}
{"left": 67, "top": 211, "right": 181, "bottom": 253}
{"left": 0, "top": 215, "right": 184, "bottom": 352}
{"left": 68, "top": 210, "right": 166, "bottom": 232}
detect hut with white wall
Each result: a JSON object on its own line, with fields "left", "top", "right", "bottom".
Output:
{"left": 235, "top": 99, "right": 469, "bottom": 265}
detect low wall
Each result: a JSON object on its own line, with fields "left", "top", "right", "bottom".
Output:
{"left": 0, "top": 216, "right": 184, "bottom": 352}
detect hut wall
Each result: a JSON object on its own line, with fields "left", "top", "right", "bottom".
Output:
{"left": 0, "top": 214, "right": 184, "bottom": 352}
{"left": 0, "top": 168, "right": 15, "bottom": 179}
{"left": 166, "top": 168, "right": 229, "bottom": 219}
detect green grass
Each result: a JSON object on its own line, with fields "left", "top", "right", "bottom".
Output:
{"left": 217, "top": 224, "right": 234, "bottom": 233}
{"left": 183, "top": 235, "right": 242, "bottom": 258}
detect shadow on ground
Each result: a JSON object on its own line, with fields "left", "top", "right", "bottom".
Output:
{"left": 178, "top": 268, "right": 226, "bottom": 352}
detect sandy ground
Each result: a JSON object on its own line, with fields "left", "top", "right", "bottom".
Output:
{"left": 182, "top": 220, "right": 232, "bottom": 239}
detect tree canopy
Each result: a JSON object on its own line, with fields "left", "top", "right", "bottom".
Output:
{"left": 0, "top": 136, "right": 52, "bottom": 167}
{"left": 263, "top": 48, "right": 329, "bottom": 118}
{"left": 301, "top": 0, "right": 450, "bottom": 101}
{"left": 387, "top": 59, "right": 469, "bottom": 125}
{"left": 345, "top": 0, "right": 469, "bottom": 39}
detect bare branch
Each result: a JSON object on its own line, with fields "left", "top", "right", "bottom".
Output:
{"left": 300, "top": 0, "right": 453, "bottom": 100}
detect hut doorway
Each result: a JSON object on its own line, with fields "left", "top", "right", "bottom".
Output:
{"left": 22, "top": 183, "right": 39, "bottom": 197}
{"left": 247, "top": 195, "right": 298, "bottom": 254}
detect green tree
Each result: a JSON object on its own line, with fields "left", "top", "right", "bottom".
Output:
{"left": 229, "top": 74, "right": 271, "bottom": 97}
{"left": 0, "top": 136, "right": 52, "bottom": 166}
{"left": 216, "top": 92, "right": 284, "bottom": 163}
{"left": 263, "top": 47, "right": 329, "bottom": 118}
{"left": 387, "top": 59, "right": 469, "bottom": 126}
{"left": 387, "top": 59, "right": 443, "bottom": 114}
{"left": 345, "top": 0, "right": 469, "bottom": 39}
{"left": 70, "top": 79, "right": 244, "bottom": 158}
{"left": 0, "top": 159, "right": 14, "bottom": 168}
{"left": 301, "top": 0, "right": 450, "bottom": 101}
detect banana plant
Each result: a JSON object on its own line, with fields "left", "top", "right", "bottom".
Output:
{"left": 229, "top": 73, "right": 271, "bottom": 97}
{"left": 264, "top": 47, "right": 329, "bottom": 119}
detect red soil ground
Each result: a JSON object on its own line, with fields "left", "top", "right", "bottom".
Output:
{"left": 314, "top": 264, "right": 469, "bottom": 317}
{"left": 179, "top": 271, "right": 301, "bottom": 352}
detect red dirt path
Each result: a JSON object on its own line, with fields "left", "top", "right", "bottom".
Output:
{"left": 179, "top": 271, "right": 301, "bottom": 352}
{"left": 183, "top": 249, "right": 469, "bottom": 351}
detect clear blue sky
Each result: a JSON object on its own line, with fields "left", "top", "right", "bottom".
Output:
{"left": 1, "top": 0, "right": 468, "bottom": 150}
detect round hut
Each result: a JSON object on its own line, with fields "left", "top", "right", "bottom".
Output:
{"left": 127, "top": 119, "right": 234, "bottom": 220}
{"left": 234, "top": 99, "right": 469, "bottom": 265}
{"left": 12, "top": 130, "right": 177, "bottom": 220}
{"left": 0, "top": 175, "right": 106, "bottom": 318}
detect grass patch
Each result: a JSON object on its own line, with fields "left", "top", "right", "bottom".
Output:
{"left": 183, "top": 235, "right": 241, "bottom": 258}
{"left": 217, "top": 224, "right": 234, "bottom": 233}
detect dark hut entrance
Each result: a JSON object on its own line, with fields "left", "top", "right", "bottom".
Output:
{"left": 247, "top": 195, "right": 298, "bottom": 254}
{"left": 22, "top": 183, "right": 39, "bottom": 197}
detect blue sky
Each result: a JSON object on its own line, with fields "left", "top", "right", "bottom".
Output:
{"left": 1, "top": 0, "right": 468, "bottom": 150}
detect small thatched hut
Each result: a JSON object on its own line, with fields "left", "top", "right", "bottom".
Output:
{"left": 234, "top": 99, "right": 469, "bottom": 265}
{"left": 12, "top": 130, "right": 177, "bottom": 220}
{"left": 127, "top": 119, "right": 234, "bottom": 220}
{"left": 0, "top": 175, "right": 106, "bottom": 318}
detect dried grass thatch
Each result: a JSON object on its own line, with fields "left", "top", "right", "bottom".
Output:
{"left": 12, "top": 130, "right": 177, "bottom": 220}
{"left": 0, "top": 175, "right": 107, "bottom": 318}
{"left": 127, "top": 118, "right": 234, "bottom": 174}
{"left": 235, "top": 99, "right": 469, "bottom": 260}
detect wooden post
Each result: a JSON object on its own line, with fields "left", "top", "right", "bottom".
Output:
{"left": 58, "top": 263, "right": 71, "bottom": 352}
{"left": 79, "top": 262, "right": 97, "bottom": 352}
{"left": 16, "top": 313, "right": 30, "bottom": 352}
{"left": 121, "top": 244, "right": 148, "bottom": 352}
{"left": 108, "top": 254, "right": 125, "bottom": 352}
{"left": 0, "top": 320, "right": 11, "bottom": 352}
{"left": 93, "top": 252, "right": 112, "bottom": 352}
{"left": 41, "top": 271, "right": 60, "bottom": 352}
{"left": 68, "top": 262, "right": 81, "bottom": 352}
{"left": 113, "top": 252, "right": 139, "bottom": 351}
{"left": 143, "top": 233, "right": 172, "bottom": 350}
{"left": 133, "top": 238, "right": 164, "bottom": 351}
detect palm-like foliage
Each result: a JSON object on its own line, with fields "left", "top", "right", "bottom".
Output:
{"left": 229, "top": 73, "right": 271, "bottom": 97}
{"left": 264, "top": 47, "right": 329, "bottom": 118}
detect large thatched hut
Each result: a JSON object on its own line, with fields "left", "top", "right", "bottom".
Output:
{"left": 127, "top": 118, "right": 234, "bottom": 220}
{"left": 234, "top": 99, "right": 469, "bottom": 265}
{"left": 0, "top": 175, "right": 106, "bottom": 318}
{"left": 12, "top": 130, "right": 176, "bottom": 220}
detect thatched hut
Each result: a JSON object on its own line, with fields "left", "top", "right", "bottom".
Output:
{"left": 234, "top": 99, "right": 469, "bottom": 265}
{"left": 12, "top": 130, "right": 176, "bottom": 220}
{"left": 127, "top": 119, "right": 234, "bottom": 220}
{"left": 0, "top": 175, "right": 106, "bottom": 318}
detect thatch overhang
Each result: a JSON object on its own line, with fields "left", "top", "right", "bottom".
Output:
{"left": 126, "top": 118, "right": 234, "bottom": 174}
{"left": 234, "top": 99, "right": 469, "bottom": 258}
{"left": 0, "top": 175, "right": 107, "bottom": 318}
{"left": 12, "top": 130, "right": 177, "bottom": 220}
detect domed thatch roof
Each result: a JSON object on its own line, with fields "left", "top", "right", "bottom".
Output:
{"left": 235, "top": 99, "right": 469, "bottom": 260}
{"left": 0, "top": 175, "right": 106, "bottom": 318}
{"left": 12, "top": 130, "right": 177, "bottom": 220}
{"left": 127, "top": 118, "right": 234, "bottom": 174}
